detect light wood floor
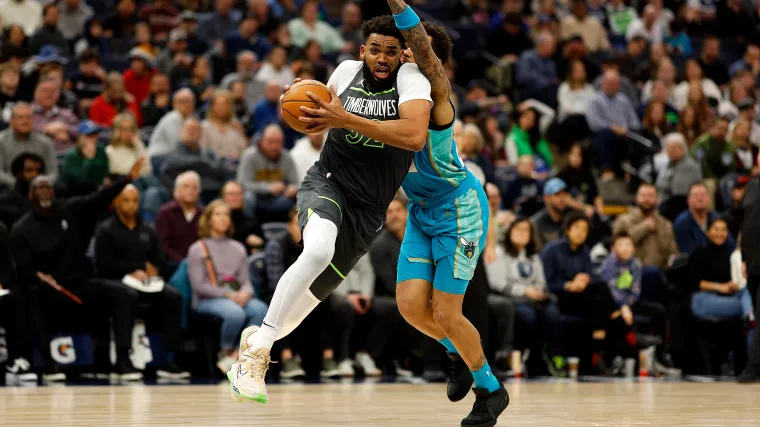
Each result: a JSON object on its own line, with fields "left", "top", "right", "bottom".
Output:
{"left": 2, "top": 380, "right": 760, "bottom": 426}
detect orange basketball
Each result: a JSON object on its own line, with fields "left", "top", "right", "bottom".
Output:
{"left": 281, "top": 80, "right": 332, "bottom": 133}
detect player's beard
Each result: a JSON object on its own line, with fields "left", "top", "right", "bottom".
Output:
{"left": 362, "top": 60, "right": 400, "bottom": 94}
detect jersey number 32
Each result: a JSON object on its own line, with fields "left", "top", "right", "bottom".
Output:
{"left": 345, "top": 119, "right": 384, "bottom": 148}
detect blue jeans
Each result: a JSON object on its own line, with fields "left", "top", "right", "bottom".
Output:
{"left": 691, "top": 288, "right": 753, "bottom": 321}
{"left": 142, "top": 186, "right": 171, "bottom": 224}
{"left": 514, "top": 301, "right": 563, "bottom": 357}
{"left": 195, "top": 297, "right": 269, "bottom": 350}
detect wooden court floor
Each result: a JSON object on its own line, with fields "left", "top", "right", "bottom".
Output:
{"left": 2, "top": 380, "right": 760, "bottom": 426}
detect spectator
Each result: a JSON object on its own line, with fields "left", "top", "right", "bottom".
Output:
{"left": 673, "top": 60, "right": 721, "bottom": 111}
{"left": 147, "top": 88, "right": 195, "bottom": 158}
{"left": 221, "top": 51, "right": 265, "bottom": 112}
{"left": 31, "top": 77, "right": 78, "bottom": 154}
{"left": 181, "top": 56, "right": 214, "bottom": 105}
{"left": 730, "top": 119, "right": 759, "bottom": 175}
{"left": 613, "top": 183, "right": 679, "bottom": 268}
{"left": 555, "top": 35, "right": 602, "bottom": 98}
{"left": 101, "top": 0, "right": 138, "bottom": 43}
{"left": 541, "top": 212, "right": 614, "bottom": 373}
{"left": 237, "top": 124, "right": 298, "bottom": 221}
{"left": 248, "top": 0, "right": 282, "bottom": 39}
{"left": 197, "top": 0, "right": 240, "bottom": 43}
{"left": 656, "top": 133, "right": 703, "bottom": 221}
{"left": 556, "top": 60, "right": 594, "bottom": 148}
{"left": 249, "top": 81, "right": 282, "bottom": 136}
{"left": 220, "top": 180, "right": 264, "bottom": 253}
{"left": 674, "top": 182, "right": 736, "bottom": 255}
{"left": 106, "top": 113, "right": 152, "bottom": 179}
{"left": 61, "top": 120, "right": 109, "bottom": 194}
{"left": 560, "top": 0, "right": 610, "bottom": 52}
{"left": 641, "top": 59, "right": 677, "bottom": 106}
{"left": 677, "top": 105, "right": 705, "bottom": 147}
{"left": 606, "top": 0, "right": 638, "bottom": 37}
{"left": 57, "top": 0, "right": 93, "bottom": 42}
{"left": 89, "top": 72, "right": 142, "bottom": 128}
{"left": 505, "top": 105, "right": 553, "bottom": 172}
{"left": 40, "top": 62, "right": 77, "bottom": 112}
{"left": 338, "top": 2, "right": 363, "bottom": 59}
{"left": 200, "top": 90, "right": 247, "bottom": 160}
{"left": 0, "top": 62, "right": 22, "bottom": 125}
{"left": 188, "top": 199, "right": 268, "bottom": 373}
{"left": 728, "top": 43, "right": 760, "bottom": 86}
{"left": 698, "top": 35, "right": 730, "bottom": 87}
{"left": 626, "top": 4, "right": 664, "bottom": 44}
{"left": 28, "top": 4, "right": 68, "bottom": 56}
{"left": 618, "top": 36, "right": 648, "bottom": 81}
{"left": 724, "top": 175, "right": 750, "bottom": 237}
{"left": 639, "top": 80, "right": 679, "bottom": 127}
{"left": 502, "top": 155, "right": 544, "bottom": 217}
{"left": 486, "top": 13, "right": 533, "bottom": 62}
{"left": 11, "top": 160, "right": 144, "bottom": 381}
{"left": 155, "top": 171, "right": 203, "bottom": 267}
{"left": 691, "top": 117, "right": 735, "bottom": 184}
{"left": 156, "top": 29, "right": 192, "bottom": 80}
{"left": 124, "top": 47, "right": 157, "bottom": 106}
{"left": 665, "top": 19, "right": 692, "bottom": 57}
{"left": 0, "top": 152, "right": 43, "bottom": 227}
{"left": 587, "top": 69, "right": 642, "bottom": 180}
{"left": 229, "top": 80, "right": 251, "bottom": 130}
{"left": 0, "top": 103, "right": 56, "bottom": 187}
{"left": 487, "top": 217, "right": 562, "bottom": 376}
{"left": 66, "top": 49, "right": 106, "bottom": 116}
{"left": 141, "top": 73, "right": 172, "bottom": 128}
{"left": 558, "top": 144, "right": 603, "bottom": 217}
{"left": 688, "top": 217, "right": 753, "bottom": 324}
{"left": 730, "top": 100, "right": 760, "bottom": 147}
{"left": 288, "top": 1, "right": 345, "bottom": 55}
{"left": 640, "top": 101, "right": 671, "bottom": 145}
{"left": 516, "top": 32, "right": 558, "bottom": 107}
{"left": 94, "top": 185, "right": 190, "bottom": 379}
{"left": 224, "top": 16, "right": 272, "bottom": 59}
{"left": 292, "top": 39, "right": 334, "bottom": 84}
{"left": 458, "top": 122, "right": 491, "bottom": 184}
{"left": 178, "top": 10, "right": 209, "bottom": 56}
{"left": 531, "top": 177, "right": 575, "bottom": 248}
{"left": 138, "top": 0, "right": 178, "bottom": 42}
{"left": 686, "top": 0, "right": 718, "bottom": 27}
{"left": 290, "top": 132, "right": 324, "bottom": 183}
{"left": 0, "top": 0, "right": 41, "bottom": 36}
{"left": 255, "top": 45, "right": 295, "bottom": 88}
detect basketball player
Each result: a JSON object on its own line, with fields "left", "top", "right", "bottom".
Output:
{"left": 228, "top": 16, "right": 433, "bottom": 403}
{"left": 387, "top": 2, "right": 509, "bottom": 426}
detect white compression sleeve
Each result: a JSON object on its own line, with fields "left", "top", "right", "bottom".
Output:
{"left": 250, "top": 213, "right": 338, "bottom": 352}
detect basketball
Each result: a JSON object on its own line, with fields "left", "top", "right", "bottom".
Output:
{"left": 281, "top": 80, "right": 332, "bottom": 133}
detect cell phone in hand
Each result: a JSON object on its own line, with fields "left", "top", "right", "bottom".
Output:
{"left": 358, "top": 297, "right": 368, "bottom": 309}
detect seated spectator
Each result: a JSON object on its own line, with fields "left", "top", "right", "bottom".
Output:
{"left": 237, "top": 124, "right": 298, "bottom": 221}
{"left": 147, "top": 88, "right": 195, "bottom": 158}
{"left": 123, "top": 46, "right": 157, "bottom": 106}
{"left": 28, "top": 4, "right": 68, "bottom": 56}
{"left": 730, "top": 119, "right": 759, "bottom": 175}
{"left": 541, "top": 212, "right": 614, "bottom": 373}
{"left": 0, "top": 152, "right": 43, "bottom": 227}
{"left": 94, "top": 185, "right": 189, "bottom": 379}
{"left": 287, "top": 1, "right": 345, "bottom": 55}
{"left": 224, "top": 15, "right": 272, "bottom": 59}
{"left": 626, "top": 4, "right": 665, "bottom": 44}
{"left": 718, "top": 81, "right": 748, "bottom": 121}
{"left": 196, "top": 0, "right": 241, "bottom": 43}
{"left": 728, "top": 43, "right": 760, "bottom": 87}
{"left": 290, "top": 133, "right": 324, "bottom": 183}
{"left": 140, "top": 73, "right": 171, "bottom": 128}
{"left": 560, "top": 0, "right": 610, "bottom": 52}
{"left": 674, "top": 182, "right": 736, "bottom": 255}
{"left": 220, "top": 180, "right": 264, "bottom": 253}
{"left": 665, "top": 19, "right": 692, "bottom": 57}
{"left": 200, "top": 90, "right": 247, "bottom": 160}
{"left": 249, "top": 81, "right": 282, "bottom": 136}
{"left": 90, "top": 72, "right": 142, "bottom": 128}
{"left": 32, "top": 77, "right": 79, "bottom": 154}
{"left": 487, "top": 217, "right": 562, "bottom": 376}
{"left": 639, "top": 80, "right": 679, "bottom": 128}
{"left": 724, "top": 176, "right": 750, "bottom": 237}
{"left": 229, "top": 80, "right": 251, "bottom": 130}
{"left": 556, "top": 60, "right": 594, "bottom": 149}
{"left": 730, "top": 100, "right": 760, "bottom": 147}
{"left": 673, "top": 60, "right": 722, "bottom": 111}
{"left": 502, "top": 155, "right": 544, "bottom": 217}
{"left": 657, "top": 133, "right": 703, "bottom": 221}
{"left": 65, "top": 49, "right": 105, "bottom": 116}
{"left": 0, "top": 62, "right": 22, "bottom": 125}
{"left": 40, "top": 62, "right": 78, "bottom": 112}
{"left": 138, "top": 0, "right": 179, "bottom": 42}
{"left": 516, "top": 32, "right": 558, "bottom": 108}
{"left": 698, "top": 36, "right": 730, "bottom": 88}
{"left": 457, "top": 122, "right": 493, "bottom": 184}
{"left": 0, "top": 103, "right": 57, "bottom": 187}
{"left": 605, "top": 0, "right": 637, "bottom": 37}
{"left": 641, "top": 59, "right": 677, "bottom": 107}
{"left": 691, "top": 117, "right": 735, "bottom": 202}
{"left": 558, "top": 144, "right": 603, "bottom": 217}
{"left": 255, "top": 45, "right": 295, "bottom": 88}
{"left": 677, "top": 105, "right": 706, "bottom": 147}
{"left": 178, "top": 11, "right": 208, "bottom": 56}
{"left": 157, "top": 29, "right": 193, "bottom": 81}
{"left": 292, "top": 40, "right": 334, "bottom": 84}
{"left": 592, "top": 57, "right": 639, "bottom": 108}
{"left": 531, "top": 177, "right": 575, "bottom": 248}
{"left": 57, "top": 0, "right": 94, "bottom": 43}
{"left": 639, "top": 101, "right": 671, "bottom": 148}
{"left": 181, "top": 56, "right": 214, "bottom": 105}
{"left": 486, "top": 13, "right": 533, "bottom": 62}
{"left": 505, "top": 105, "right": 553, "bottom": 173}
{"left": 220, "top": 51, "right": 265, "bottom": 112}
{"left": 587, "top": 69, "right": 642, "bottom": 181}
{"left": 0, "top": 0, "right": 41, "bottom": 36}
{"left": 155, "top": 171, "right": 203, "bottom": 267}
{"left": 11, "top": 159, "right": 144, "bottom": 381}
{"left": 688, "top": 217, "right": 754, "bottom": 325}
{"left": 106, "top": 113, "right": 152, "bottom": 179}
{"left": 61, "top": 121, "right": 109, "bottom": 195}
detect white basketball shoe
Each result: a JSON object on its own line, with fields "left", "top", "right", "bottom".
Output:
{"left": 228, "top": 325, "right": 270, "bottom": 404}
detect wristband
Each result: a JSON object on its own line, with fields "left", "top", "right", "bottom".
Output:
{"left": 393, "top": 6, "right": 421, "bottom": 30}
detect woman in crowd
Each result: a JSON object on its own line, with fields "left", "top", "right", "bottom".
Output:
{"left": 487, "top": 218, "right": 563, "bottom": 376}
{"left": 181, "top": 56, "right": 214, "bottom": 105}
{"left": 730, "top": 118, "right": 759, "bottom": 175}
{"left": 641, "top": 101, "right": 671, "bottom": 142}
{"left": 106, "top": 113, "right": 152, "bottom": 178}
{"left": 677, "top": 104, "right": 705, "bottom": 147}
{"left": 292, "top": 40, "right": 332, "bottom": 84}
{"left": 685, "top": 81, "right": 714, "bottom": 130}
{"left": 556, "top": 60, "right": 594, "bottom": 150}
{"left": 558, "top": 143, "right": 603, "bottom": 217}
{"left": 2, "top": 25, "right": 27, "bottom": 56}
{"left": 89, "top": 72, "right": 142, "bottom": 127}
{"left": 642, "top": 59, "right": 677, "bottom": 105}
{"left": 188, "top": 200, "right": 269, "bottom": 373}
{"left": 200, "top": 90, "right": 247, "bottom": 160}
{"left": 456, "top": 121, "right": 492, "bottom": 184}
{"left": 673, "top": 59, "right": 721, "bottom": 111}
{"left": 505, "top": 106, "right": 554, "bottom": 176}
{"left": 477, "top": 115, "right": 508, "bottom": 168}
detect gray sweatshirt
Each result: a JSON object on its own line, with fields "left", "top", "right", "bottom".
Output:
{"left": 236, "top": 146, "right": 300, "bottom": 195}
{"left": 148, "top": 110, "right": 185, "bottom": 158}
{"left": 486, "top": 246, "right": 547, "bottom": 303}
{"left": 187, "top": 237, "right": 254, "bottom": 306}
{"left": 0, "top": 129, "right": 58, "bottom": 186}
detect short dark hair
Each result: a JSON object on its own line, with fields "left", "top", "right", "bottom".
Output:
{"left": 422, "top": 22, "right": 453, "bottom": 64}
{"left": 362, "top": 15, "right": 404, "bottom": 45}
{"left": 612, "top": 231, "right": 632, "bottom": 244}
{"left": 10, "top": 152, "right": 45, "bottom": 177}
{"left": 42, "top": 3, "right": 57, "bottom": 17}
{"left": 79, "top": 49, "right": 101, "bottom": 64}
{"left": 688, "top": 181, "right": 708, "bottom": 196}
{"left": 562, "top": 211, "right": 590, "bottom": 232}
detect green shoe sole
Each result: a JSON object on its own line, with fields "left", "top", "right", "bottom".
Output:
{"left": 228, "top": 371, "right": 268, "bottom": 404}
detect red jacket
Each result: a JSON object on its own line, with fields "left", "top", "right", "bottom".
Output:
{"left": 89, "top": 95, "right": 143, "bottom": 128}
{"left": 123, "top": 68, "right": 156, "bottom": 105}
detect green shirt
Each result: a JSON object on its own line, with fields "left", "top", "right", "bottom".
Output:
{"left": 691, "top": 133, "right": 736, "bottom": 179}
{"left": 62, "top": 144, "right": 110, "bottom": 187}
{"left": 509, "top": 124, "right": 554, "bottom": 169}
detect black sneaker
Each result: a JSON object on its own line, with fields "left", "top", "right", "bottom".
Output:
{"left": 447, "top": 352, "right": 473, "bottom": 402}
{"left": 738, "top": 367, "right": 760, "bottom": 384}
{"left": 422, "top": 369, "right": 447, "bottom": 382}
{"left": 634, "top": 334, "right": 663, "bottom": 349}
{"left": 114, "top": 359, "right": 143, "bottom": 381}
{"left": 461, "top": 383, "right": 510, "bottom": 427}
{"left": 156, "top": 360, "right": 191, "bottom": 379}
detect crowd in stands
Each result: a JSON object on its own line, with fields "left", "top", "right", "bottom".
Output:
{"left": 1, "top": 0, "right": 760, "bottom": 385}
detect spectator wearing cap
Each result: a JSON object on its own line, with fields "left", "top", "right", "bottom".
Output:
{"left": 0, "top": 152, "right": 44, "bottom": 227}
{"left": 288, "top": 1, "right": 346, "bottom": 55}
{"left": 674, "top": 182, "right": 736, "bottom": 255}
{"left": 156, "top": 28, "right": 193, "bottom": 81}
{"left": 31, "top": 77, "right": 79, "bottom": 154}
{"left": 531, "top": 177, "right": 576, "bottom": 249}
{"left": 138, "top": 0, "right": 179, "bottom": 42}
{"left": 28, "top": 4, "right": 68, "bottom": 56}
{"left": 486, "top": 14, "right": 533, "bottom": 63}
{"left": 178, "top": 11, "right": 209, "bottom": 56}
{"left": 516, "top": 32, "right": 558, "bottom": 107}
{"left": 625, "top": 4, "right": 664, "bottom": 45}
{"left": 124, "top": 47, "right": 157, "bottom": 106}
{"left": 147, "top": 88, "right": 195, "bottom": 159}
{"left": 89, "top": 72, "right": 142, "bottom": 128}
{"left": 197, "top": 0, "right": 241, "bottom": 43}
{"left": 657, "top": 133, "right": 703, "bottom": 221}
{"left": 0, "top": 103, "right": 56, "bottom": 187}
{"left": 0, "top": 0, "right": 41, "bottom": 36}
{"left": 723, "top": 175, "right": 751, "bottom": 237}
{"left": 57, "top": 0, "right": 93, "bottom": 42}
{"left": 698, "top": 36, "right": 730, "bottom": 88}
{"left": 605, "top": 0, "right": 638, "bottom": 37}
{"left": 61, "top": 120, "right": 109, "bottom": 195}
{"left": 730, "top": 118, "right": 759, "bottom": 176}
{"left": 221, "top": 50, "right": 265, "bottom": 112}
{"left": 560, "top": 0, "right": 610, "bottom": 52}
{"left": 224, "top": 16, "right": 272, "bottom": 60}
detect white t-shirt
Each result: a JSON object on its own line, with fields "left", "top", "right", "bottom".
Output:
{"left": 326, "top": 60, "right": 433, "bottom": 107}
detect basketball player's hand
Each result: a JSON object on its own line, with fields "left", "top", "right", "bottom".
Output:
{"left": 621, "top": 305, "right": 634, "bottom": 326}
{"left": 282, "top": 78, "right": 304, "bottom": 96}
{"left": 300, "top": 86, "right": 347, "bottom": 133}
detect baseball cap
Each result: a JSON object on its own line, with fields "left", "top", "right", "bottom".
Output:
{"left": 77, "top": 120, "right": 101, "bottom": 135}
{"left": 543, "top": 177, "right": 568, "bottom": 196}
{"left": 169, "top": 28, "right": 188, "bottom": 43}
{"left": 179, "top": 10, "right": 197, "bottom": 22}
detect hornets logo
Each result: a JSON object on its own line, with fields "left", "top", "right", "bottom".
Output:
{"left": 459, "top": 236, "right": 478, "bottom": 260}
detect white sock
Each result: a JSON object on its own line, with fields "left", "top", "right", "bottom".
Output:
{"left": 250, "top": 213, "right": 338, "bottom": 352}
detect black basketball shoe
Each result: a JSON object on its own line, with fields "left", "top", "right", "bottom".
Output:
{"left": 447, "top": 352, "right": 473, "bottom": 402}
{"left": 461, "top": 383, "right": 510, "bottom": 427}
